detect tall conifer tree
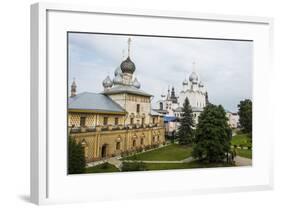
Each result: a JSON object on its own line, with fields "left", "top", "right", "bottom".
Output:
{"left": 177, "top": 97, "right": 194, "bottom": 145}
{"left": 192, "top": 104, "right": 232, "bottom": 163}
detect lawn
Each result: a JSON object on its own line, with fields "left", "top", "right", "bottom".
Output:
{"left": 122, "top": 161, "right": 233, "bottom": 171}
{"left": 231, "top": 134, "right": 251, "bottom": 147}
{"left": 85, "top": 163, "right": 120, "bottom": 173}
{"left": 235, "top": 148, "right": 252, "bottom": 159}
{"left": 122, "top": 144, "right": 192, "bottom": 161}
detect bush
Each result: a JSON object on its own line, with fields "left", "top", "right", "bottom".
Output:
{"left": 144, "top": 145, "right": 151, "bottom": 151}
{"left": 122, "top": 162, "right": 146, "bottom": 172}
{"left": 68, "top": 137, "right": 86, "bottom": 174}
{"left": 100, "top": 162, "right": 110, "bottom": 169}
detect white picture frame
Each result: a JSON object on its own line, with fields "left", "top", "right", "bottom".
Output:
{"left": 30, "top": 2, "right": 274, "bottom": 205}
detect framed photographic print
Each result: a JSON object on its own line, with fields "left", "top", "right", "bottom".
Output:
{"left": 30, "top": 2, "right": 274, "bottom": 205}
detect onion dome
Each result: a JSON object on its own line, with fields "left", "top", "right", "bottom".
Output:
{"left": 182, "top": 78, "right": 188, "bottom": 86}
{"left": 113, "top": 73, "right": 123, "bottom": 85}
{"left": 189, "top": 71, "right": 199, "bottom": 83}
{"left": 114, "top": 66, "right": 122, "bottom": 76}
{"left": 133, "top": 77, "right": 141, "bottom": 89}
{"left": 102, "top": 75, "right": 113, "bottom": 88}
{"left": 199, "top": 81, "right": 204, "bottom": 88}
{"left": 120, "top": 57, "right": 136, "bottom": 74}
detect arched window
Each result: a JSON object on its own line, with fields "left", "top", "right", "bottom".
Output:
{"left": 133, "top": 140, "right": 136, "bottom": 147}
{"left": 159, "top": 102, "right": 163, "bottom": 110}
{"left": 141, "top": 138, "right": 144, "bottom": 145}
{"left": 116, "top": 142, "right": 121, "bottom": 150}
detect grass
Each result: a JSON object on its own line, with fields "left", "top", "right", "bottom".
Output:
{"left": 121, "top": 161, "right": 233, "bottom": 171}
{"left": 231, "top": 133, "right": 252, "bottom": 159}
{"left": 235, "top": 148, "right": 252, "bottom": 159}
{"left": 231, "top": 134, "right": 251, "bottom": 147}
{"left": 85, "top": 163, "right": 119, "bottom": 173}
{"left": 122, "top": 144, "right": 192, "bottom": 161}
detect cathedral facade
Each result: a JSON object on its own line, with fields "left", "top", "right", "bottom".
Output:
{"left": 155, "top": 62, "right": 208, "bottom": 132}
{"left": 68, "top": 38, "right": 165, "bottom": 162}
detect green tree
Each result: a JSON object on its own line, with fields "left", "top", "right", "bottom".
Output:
{"left": 68, "top": 137, "right": 86, "bottom": 174}
{"left": 238, "top": 99, "right": 252, "bottom": 134}
{"left": 192, "top": 104, "right": 232, "bottom": 163}
{"left": 177, "top": 97, "right": 194, "bottom": 145}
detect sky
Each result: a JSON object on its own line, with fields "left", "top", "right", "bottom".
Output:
{"left": 68, "top": 33, "right": 253, "bottom": 112}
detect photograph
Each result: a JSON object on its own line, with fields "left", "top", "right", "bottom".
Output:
{"left": 67, "top": 32, "right": 253, "bottom": 174}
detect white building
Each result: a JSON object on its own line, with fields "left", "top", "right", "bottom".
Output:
{"left": 226, "top": 112, "right": 239, "bottom": 129}
{"left": 178, "top": 62, "right": 208, "bottom": 124}
{"left": 154, "top": 62, "right": 208, "bottom": 133}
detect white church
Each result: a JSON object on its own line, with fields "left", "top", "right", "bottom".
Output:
{"left": 154, "top": 62, "right": 209, "bottom": 133}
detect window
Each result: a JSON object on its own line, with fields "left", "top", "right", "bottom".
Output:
{"left": 159, "top": 102, "right": 163, "bottom": 110}
{"left": 80, "top": 116, "right": 86, "bottom": 127}
{"left": 115, "top": 117, "right": 119, "bottom": 125}
{"left": 103, "top": 117, "right": 108, "bottom": 125}
{"left": 152, "top": 117, "right": 156, "bottom": 124}
{"left": 142, "top": 118, "right": 145, "bottom": 125}
{"left": 133, "top": 140, "right": 136, "bottom": 147}
{"left": 81, "top": 140, "right": 88, "bottom": 158}
{"left": 116, "top": 142, "right": 120, "bottom": 150}
{"left": 136, "top": 104, "right": 140, "bottom": 113}
{"left": 141, "top": 138, "right": 144, "bottom": 145}
{"left": 130, "top": 118, "right": 134, "bottom": 125}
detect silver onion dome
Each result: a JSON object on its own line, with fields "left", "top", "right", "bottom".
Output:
{"left": 133, "top": 77, "right": 141, "bottom": 89}
{"left": 113, "top": 73, "right": 123, "bottom": 85}
{"left": 182, "top": 78, "right": 188, "bottom": 86}
{"left": 189, "top": 71, "right": 199, "bottom": 83}
{"left": 102, "top": 76, "right": 113, "bottom": 88}
{"left": 120, "top": 57, "right": 136, "bottom": 74}
{"left": 114, "top": 66, "right": 122, "bottom": 76}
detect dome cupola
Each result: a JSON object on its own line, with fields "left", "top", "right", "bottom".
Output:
{"left": 182, "top": 78, "right": 188, "bottom": 86}
{"left": 102, "top": 75, "right": 113, "bottom": 88}
{"left": 120, "top": 56, "right": 136, "bottom": 74}
{"left": 120, "top": 37, "right": 136, "bottom": 74}
{"left": 114, "top": 66, "right": 122, "bottom": 76}
{"left": 189, "top": 62, "right": 199, "bottom": 84}
{"left": 189, "top": 72, "right": 199, "bottom": 83}
{"left": 133, "top": 77, "right": 141, "bottom": 89}
{"left": 113, "top": 73, "right": 123, "bottom": 85}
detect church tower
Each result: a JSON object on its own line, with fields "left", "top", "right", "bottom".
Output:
{"left": 71, "top": 78, "right": 77, "bottom": 97}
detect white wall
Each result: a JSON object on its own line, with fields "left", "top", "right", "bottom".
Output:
{"left": 0, "top": 0, "right": 280, "bottom": 208}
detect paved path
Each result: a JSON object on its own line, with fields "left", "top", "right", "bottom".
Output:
{"left": 107, "top": 157, "right": 123, "bottom": 170}
{"left": 87, "top": 155, "right": 195, "bottom": 169}
{"left": 123, "top": 156, "right": 195, "bottom": 164}
{"left": 234, "top": 156, "right": 252, "bottom": 166}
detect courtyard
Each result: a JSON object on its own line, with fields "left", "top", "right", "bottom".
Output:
{"left": 85, "top": 134, "right": 252, "bottom": 174}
